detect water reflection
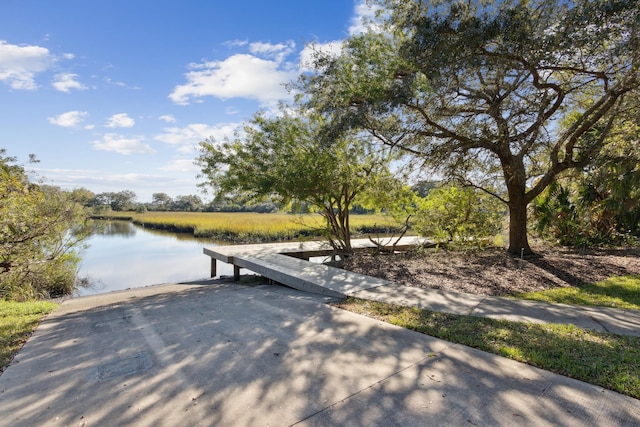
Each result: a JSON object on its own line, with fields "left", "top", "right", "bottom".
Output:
{"left": 88, "top": 220, "right": 137, "bottom": 237}
{"left": 76, "top": 221, "right": 237, "bottom": 296}
{"left": 138, "top": 225, "right": 207, "bottom": 242}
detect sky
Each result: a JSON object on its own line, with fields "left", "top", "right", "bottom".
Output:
{"left": 0, "top": 0, "right": 376, "bottom": 203}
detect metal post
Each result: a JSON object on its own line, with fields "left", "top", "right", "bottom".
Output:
{"left": 210, "top": 258, "right": 217, "bottom": 278}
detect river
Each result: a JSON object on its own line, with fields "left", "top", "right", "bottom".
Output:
{"left": 75, "top": 221, "right": 237, "bottom": 296}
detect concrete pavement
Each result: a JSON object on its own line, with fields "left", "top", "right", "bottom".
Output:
{"left": 351, "top": 283, "right": 640, "bottom": 337}
{"left": 0, "top": 281, "right": 638, "bottom": 426}
{"left": 204, "top": 240, "right": 640, "bottom": 337}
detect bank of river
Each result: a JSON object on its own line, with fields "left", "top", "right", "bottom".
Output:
{"left": 89, "top": 212, "right": 402, "bottom": 242}
{"left": 76, "top": 221, "right": 237, "bottom": 296}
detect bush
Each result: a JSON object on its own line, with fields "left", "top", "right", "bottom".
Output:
{"left": 413, "top": 185, "right": 505, "bottom": 247}
{"left": 533, "top": 181, "right": 639, "bottom": 248}
{"left": 1, "top": 152, "right": 87, "bottom": 300}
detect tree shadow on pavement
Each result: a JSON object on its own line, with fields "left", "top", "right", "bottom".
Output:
{"left": 0, "top": 283, "right": 638, "bottom": 426}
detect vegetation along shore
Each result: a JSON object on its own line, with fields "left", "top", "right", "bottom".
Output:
{"left": 90, "top": 212, "right": 402, "bottom": 242}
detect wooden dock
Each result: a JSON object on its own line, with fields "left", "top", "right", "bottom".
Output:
{"left": 203, "top": 236, "right": 426, "bottom": 298}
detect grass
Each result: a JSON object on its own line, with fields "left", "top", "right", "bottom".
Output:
{"left": 0, "top": 300, "right": 58, "bottom": 372}
{"left": 130, "top": 211, "right": 400, "bottom": 241}
{"left": 334, "top": 297, "right": 640, "bottom": 399}
{"left": 514, "top": 275, "right": 640, "bottom": 310}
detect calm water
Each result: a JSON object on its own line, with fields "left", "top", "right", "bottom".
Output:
{"left": 76, "top": 221, "right": 237, "bottom": 296}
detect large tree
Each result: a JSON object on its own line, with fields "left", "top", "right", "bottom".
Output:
{"left": 196, "top": 109, "right": 399, "bottom": 252}
{"left": 172, "top": 195, "right": 203, "bottom": 212}
{"left": 302, "top": 0, "right": 639, "bottom": 254}
{"left": 94, "top": 190, "right": 138, "bottom": 211}
{"left": 151, "top": 192, "right": 173, "bottom": 211}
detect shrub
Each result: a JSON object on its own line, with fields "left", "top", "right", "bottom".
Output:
{"left": 413, "top": 185, "right": 505, "bottom": 247}
{"left": 1, "top": 152, "right": 87, "bottom": 300}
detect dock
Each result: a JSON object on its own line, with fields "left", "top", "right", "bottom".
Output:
{"left": 203, "top": 236, "right": 426, "bottom": 298}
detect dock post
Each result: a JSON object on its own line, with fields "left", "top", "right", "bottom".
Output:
{"left": 234, "top": 265, "right": 240, "bottom": 281}
{"left": 210, "top": 258, "right": 217, "bottom": 278}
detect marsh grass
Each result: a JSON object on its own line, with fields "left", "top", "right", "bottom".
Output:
{"left": 334, "top": 298, "right": 640, "bottom": 399}
{"left": 132, "top": 212, "right": 399, "bottom": 241}
{"left": 0, "top": 300, "right": 58, "bottom": 372}
{"left": 514, "top": 275, "right": 640, "bottom": 310}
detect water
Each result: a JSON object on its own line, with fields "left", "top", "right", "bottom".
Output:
{"left": 76, "top": 221, "right": 237, "bottom": 296}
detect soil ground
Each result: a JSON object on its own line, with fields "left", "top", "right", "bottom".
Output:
{"left": 335, "top": 242, "right": 640, "bottom": 296}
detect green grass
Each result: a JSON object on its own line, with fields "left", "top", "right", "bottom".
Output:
{"left": 0, "top": 300, "right": 58, "bottom": 372}
{"left": 514, "top": 275, "right": 640, "bottom": 310}
{"left": 334, "top": 298, "right": 640, "bottom": 399}
{"left": 130, "top": 212, "right": 400, "bottom": 241}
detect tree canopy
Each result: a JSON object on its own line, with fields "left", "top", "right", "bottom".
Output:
{"left": 301, "top": 0, "right": 640, "bottom": 254}
{"left": 197, "top": 109, "right": 400, "bottom": 252}
{"left": 93, "top": 190, "right": 138, "bottom": 212}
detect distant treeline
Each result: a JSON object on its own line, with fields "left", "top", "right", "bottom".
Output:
{"left": 68, "top": 188, "right": 405, "bottom": 214}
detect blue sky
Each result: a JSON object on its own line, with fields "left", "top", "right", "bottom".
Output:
{"left": 1, "top": 1, "right": 375, "bottom": 202}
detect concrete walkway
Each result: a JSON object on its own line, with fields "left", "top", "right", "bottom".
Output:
{"left": 0, "top": 281, "right": 638, "bottom": 426}
{"left": 205, "top": 240, "right": 640, "bottom": 337}
{"left": 351, "top": 284, "right": 640, "bottom": 338}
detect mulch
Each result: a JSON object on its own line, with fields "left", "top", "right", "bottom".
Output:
{"left": 334, "top": 243, "right": 640, "bottom": 296}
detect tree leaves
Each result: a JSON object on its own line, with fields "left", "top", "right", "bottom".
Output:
{"left": 298, "top": 0, "right": 640, "bottom": 253}
{"left": 1, "top": 151, "right": 87, "bottom": 300}
{"left": 196, "top": 109, "right": 402, "bottom": 252}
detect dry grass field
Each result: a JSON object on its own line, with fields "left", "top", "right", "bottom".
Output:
{"left": 131, "top": 211, "right": 400, "bottom": 241}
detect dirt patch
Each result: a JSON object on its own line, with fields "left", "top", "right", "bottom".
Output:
{"left": 334, "top": 244, "right": 640, "bottom": 296}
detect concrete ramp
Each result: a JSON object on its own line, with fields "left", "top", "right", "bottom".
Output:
{"left": 204, "top": 236, "right": 427, "bottom": 295}
{"left": 234, "top": 253, "right": 394, "bottom": 298}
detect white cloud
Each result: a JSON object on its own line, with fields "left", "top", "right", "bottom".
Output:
{"left": 349, "top": 1, "right": 383, "bottom": 35}
{"left": 297, "top": 1, "right": 382, "bottom": 73}
{"left": 48, "top": 110, "right": 88, "bottom": 127}
{"left": 38, "top": 167, "right": 154, "bottom": 186}
{"left": 34, "top": 167, "right": 197, "bottom": 202}
{"left": 52, "top": 73, "right": 87, "bottom": 92}
{"left": 223, "top": 39, "right": 248, "bottom": 48}
{"left": 0, "top": 40, "right": 57, "bottom": 90}
{"left": 91, "top": 133, "right": 155, "bottom": 155}
{"left": 249, "top": 40, "right": 296, "bottom": 62}
{"left": 169, "top": 53, "right": 298, "bottom": 106}
{"left": 104, "top": 77, "right": 125, "bottom": 87}
{"left": 106, "top": 113, "right": 135, "bottom": 128}
{"left": 104, "top": 76, "right": 140, "bottom": 90}
{"left": 159, "top": 114, "right": 176, "bottom": 123}
{"left": 299, "top": 41, "right": 344, "bottom": 72}
{"left": 155, "top": 122, "right": 240, "bottom": 153}
{"left": 160, "top": 159, "right": 199, "bottom": 173}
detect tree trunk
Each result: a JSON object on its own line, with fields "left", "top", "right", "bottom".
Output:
{"left": 504, "top": 157, "right": 533, "bottom": 256}
{"left": 507, "top": 200, "right": 532, "bottom": 256}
